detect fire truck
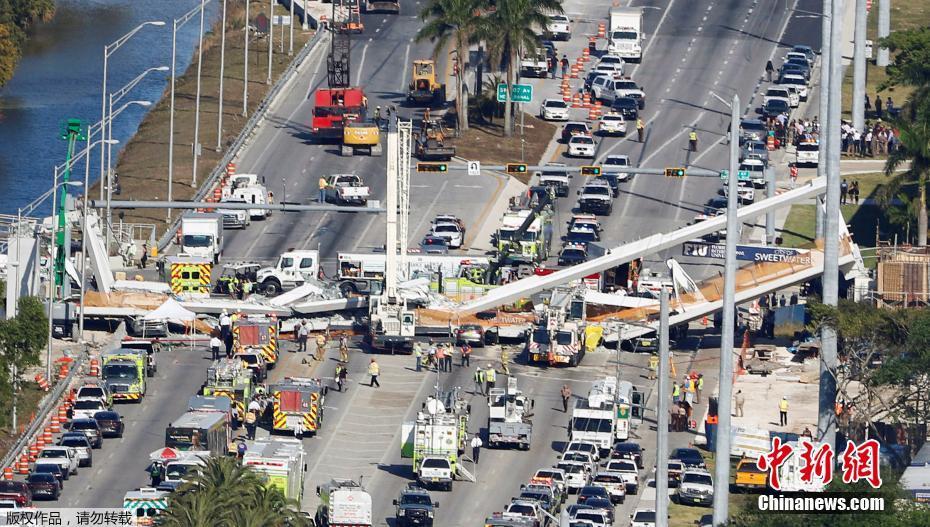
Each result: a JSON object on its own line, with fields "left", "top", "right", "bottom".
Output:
{"left": 232, "top": 314, "right": 279, "bottom": 369}
{"left": 269, "top": 377, "right": 326, "bottom": 436}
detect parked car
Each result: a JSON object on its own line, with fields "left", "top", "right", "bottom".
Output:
{"left": 419, "top": 235, "right": 449, "bottom": 255}
{"left": 71, "top": 397, "right": 109, "bottom": 421}
{"left": 561, "top": 121, "right": 592, "bottom": 143}
{"left": 671, "top": 448, "right": 707, "bottom": 470}
{"left": 31, "top": 463, "right": 66, "bottom": 487}
{"left": 92, "top": 411, "right": 124, "bottom": 439}
{"left": 677, "top": 469, "right": 714, "bottom": 506}
{"left": 539, "top": 98, "right": 570, "bottom": 121}
{"left": 567, "top": 135, "right": 596, "bottom": 158}
{"left": 429, "top": 222, "right": 465, "bottom": 249}
{"left": 630, "top": 508, "right": 657, "bottom": 527}
{"left": 455, "top": 324, "right": 486, "bottom": 347}
{"left": 611, "top": 97, "right": 639, "bottom": 120}
{"left": 577, "top": 485, "right": 611, "bottom": 504}
{"left": 25, "top": 473, "right": 60, "bottom": 501}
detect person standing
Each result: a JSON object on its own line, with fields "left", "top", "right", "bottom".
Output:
{"left": 444, "top": 344, "right": 455, "bottom": 372}
{"left": 864, "top": 93, "right": 872, "bottom": 116}
{"left": 765, "top": 59, "right": 774, "bottom": 82}
{"left": 688, "top": 130, "right": 698, "bottom": 152}
{"left": 297, "top": 321, "right": 309, "bottom": 352}
{"left": 435, "top": 345, "right": 446, "bottom": 372}
{"left": 219, "top": 309, "right": 231, "bottom": 341}
{"left": 470, "top": 434, "right": 483, "bottom": 463}
{"left": 875, "top": 94, "right": 883, "bottom": 118}
{"left": 338, "top": 365, "right": 348, "bottom": 392}
{"left": 368, "top": 359, "right": 381, "bottom": 388}
{"left": 841, "top": 179, "right": 849, "bottom": 204}
{"left": 500, "top": 348, "right": 510, "bottom": 376}
{"left": 461, "top": 343, "right": 472, "bottom": 367}
{"left": 886, "top": 96, "right": 894, "bottom": 114}
{"left": 244, "top": 406, "right": 257, "bottom": 440}
{"left": 852, "top": 180, "right": 860, "bottom": 204}
{"left": 149, "top": 462, "right": 163, "bottom": 487}
{"left": 485, "top": 366, "right": 496, "bottom": 393}
{"left": 696, "top": 374, "right": 704, "bottom": 404}
{"left": 672, "top": 382, "right": 680, "bottom": 404}
{"left": 315, "top": 334, "right": 326, "bottom": 361}
{"left": 734, "top": 389, "right": 745, "bottom": 417}
{"left": 339, "top": 335, "right": 350, "bottom": 363}
{"left": 789, "top": 163, "right": 798, "bottom": 188}
{"left": 779, "top": 396, "right": 789, "bottom": 426}
{"left": 560, "top": 384, "right": 572, "bottom": 413}
{"left": 474, "top": 367, "right": 485, "bottom": 396}
{"left": 779, "top": 294, "right": 787, "bottom": 307}
{"left": 318, "top": 176, "right": 329, "bottom": 203}
{"left": 636, "top": 118, "right": 645, "bottom": 142}
{"left": 210, "top": 333, "right": 222, "bottom": 361}
{"left": 140, "top": 244, "right": 149, "bottom": 269}
{"left": 335, "top": 364, "right": 344, "bottom": 392}
{"left": 560, "top": 55, "right": 569, "bottom": 78}
{"left": 414, "top": 342, "right": 423, "bottom": 372}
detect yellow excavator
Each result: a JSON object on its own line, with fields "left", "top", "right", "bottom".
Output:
{"left": 407, "top": 60, "right": 446, "bottom": 106}
{"left": 342, "top": 115, "right": 382, "bottom": 156}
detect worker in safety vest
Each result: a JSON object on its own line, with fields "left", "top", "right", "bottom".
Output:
{"left": 689, "top": 130, "right": 698, "bottom": 152}
{"left": 779, "top": 397, "right": 789, "bottom": 426}
{"left": 485, "top": 366, "right": 497, "bottom": 393}
{"left": 474, "top": 367, "right": 485, "bottom": 396}
{"left": 500, "top": 349, "right": 510, "bottom": 376}
{"left": 368, "top": 359, "right": 381, "bottom": 388}
{"left": 672, "top": 382, "right": 681, "bottom": 403}
{"left": 318, "top": 176, "right": 329, "bottom": 203}
{"left": 315, "top": 334, "right": 327, "bottom": 361}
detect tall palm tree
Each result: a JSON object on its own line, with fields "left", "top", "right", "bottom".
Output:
{"left": 416, "top": 0, "right": 483, "bottom": 131}
{"left": 483, "top": 0, "right": 561, "bottom": 137}
{"left": 885, "top": 116, "right": 930, "bottom": 245}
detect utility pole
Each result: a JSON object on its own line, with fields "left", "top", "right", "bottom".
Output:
{"left": 267, "top": 0, "right": 274, "bottom": 84}
{"left": 712, "top": 93, "right": 740, "bottom": 525}
{"left": 217, "top": 0, "right": 228, "bottom": 152}
{"left": 302, "top": 0, "right": 309, "bottom": 30}
{"left": 289, "top": 0, "right": 295, "bottom": 55}
{"left": 819, "top": 0, "right": 844, "bottom": 449}
{"left": 852, "top": 0, "right": 867, "bottom": 130}
{"left": 656, "top": 287, "right": 671, "bottom": 527}
{"left": 877, "top": 0, "right": 890, "bottom": 67}
{"left": 243, "top": 0, "right": 250, "bottom": 116}
{"left": 766, "top": 166, "right": 776, "bottom": 244}
{"left": 192, "top": 0, "right": 206, "bottom": 186}
{"left": 815, "top": 0, "right": 833, "bottom": 241}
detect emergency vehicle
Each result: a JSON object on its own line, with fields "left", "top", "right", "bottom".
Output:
{"left": 269, "top": 377, "right": 326, "bottom": 436}
{"left": 123, "top": 488, "right": 169, "bottom": 526}
{"left": 242, "top": 438, "right": 308, "bottom": 508}
{"left": 401, "top": 394, "right": 471, "bottom": 491}
{"left": 201, "top": 358, "right": 254, "bottom": 421}
{"left": 162, "top": 256, "right": 212, "bottom": 297}
{"left": 336, "top": 252, "right": 492, "bottom": 298}
{"left": 232, "top": 314, "right": 280, "bottom": 368}
{"left": 101, "top": 349, "right": 147, "bottom": 402}
{"left": 316, "top": 479, "right": 373, "bottom": 527}
{"left": 495, "top": 209, "right": 553, "bottom": 265}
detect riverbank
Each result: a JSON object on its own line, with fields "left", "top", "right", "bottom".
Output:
{"left": 0, "top": 1, "right": 55, "bottom": 87}
{"left": 107, "top": 0, "right": 314, "bottom": 230}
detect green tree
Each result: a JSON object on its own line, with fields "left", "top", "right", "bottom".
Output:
{"left": 0, "top": 296, "right": 48, "bottom": 429}
{"left": 884, "top": 116, "right": 930, "bottom": 246}
{"left": 879, "top": 27, "right": 930, "bottom": 90}
{"left": 416, "top": 0, "right": 484, "bottom": 131}
{"left": 482, "top": 0, "right": 562, "bottom": 137}
{"left": 160, "top": 456, "right": 307, "bottom": 527}
{"left": 0, "top": 0, "right": 55, "bottom": 87}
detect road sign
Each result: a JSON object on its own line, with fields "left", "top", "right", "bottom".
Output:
{"left": 467, "top": 161, "right": 481, "bottom": 176}
{"left": 273, "top": 15, "right": 292, "bottom": 25}
{"left": 496, "top": 83, "right": 534, "bottom": 103}
{"left": 719, "top": 170, "right": 751, "bottom": 181}
{"left": 682, "top": 242, "right": 812, "bottom": 264}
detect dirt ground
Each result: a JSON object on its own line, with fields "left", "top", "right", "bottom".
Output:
{"left": 106, "top": 1, "right": 314, "bottom": 232}
{"left": 450, "top": 114, "right": 557, "bottom": 184}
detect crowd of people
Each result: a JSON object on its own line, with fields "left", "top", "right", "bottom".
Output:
{"left": 841, "top": 119, "right": 898, "bottom": 157}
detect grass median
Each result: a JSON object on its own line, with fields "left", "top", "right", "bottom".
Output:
{"left": 449, "top": 113, "right": 556, "bottom": 185}
{"left": 108, "top": 1, "right": 315, "bottom": 232}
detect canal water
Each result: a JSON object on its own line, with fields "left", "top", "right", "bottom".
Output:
{"left": 0, "top": 0, "right": 220, "bottom": 216}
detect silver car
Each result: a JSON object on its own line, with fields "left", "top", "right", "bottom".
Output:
{"left": 58, "top": 433, "right": 93, "bottom": 468}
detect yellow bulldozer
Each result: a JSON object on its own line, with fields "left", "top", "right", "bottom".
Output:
{"left": 407, "top": 59, "right": 446, "bottom": 106}
{"left": 341, "top": 116, "right": 382, "bottom": 157}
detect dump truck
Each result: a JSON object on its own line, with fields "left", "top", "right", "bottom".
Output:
{"left": 407, "top": 60, "right": 446, "bottom": 106}
{"left": 101, "top": 349, "right": 147, "bottom": 403}
{"left": 201, "top": 358, "right": 253, "bottom": 421}
{"left": 233, "top": 314, "right": 280, "bottom": 368}
{"left": 269, "top": 377, "right": 326, "bottom": 436}
{"left": 123, "top": 488, "right": 169, "bottom": 526}
{"left": 242, "top": 438, "right": 308, "bottom": 508}
{"left": 402, "top": 391, "right": 471, "bottom": 491}
{"left": 316, "top": 479, "right": 373, "bottom": 527}
{"left": 487, "top": 377, "right": 534, "bottom": 450}
{"left": 414, "top": 120, "right": 455, "bottom": 161}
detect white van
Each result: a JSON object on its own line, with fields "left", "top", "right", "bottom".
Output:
{"left": 232, "top": 185, "right": 271, "bottom": 220}
{"left": 796, "top": 141, "right": 820, "bottom": 167}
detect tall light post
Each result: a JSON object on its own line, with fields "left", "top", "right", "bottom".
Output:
{"left": 852, "top": 0, "right": 867, "bottom": 130}
{"left": 877, "top": 0, "right": 890, "bottom": 67}
{"left": 289, "top": 0, "right": 295, "bottom": 55}
{"left": 217, "top": 0, "right": 228, "bottom": 152}
{"left": 267, "top": 0, "right": 274, "bottom": 84}
{"left": 243, "top": 0, "right": 251, "bottom": 116}
{"left": 105, "top": 67, "right": 168, "bottom": 248}
{"left": 169, "top": 1, "right": 210, "bottom": 222}
{"left": 656, "top": 287, "right": 671, "bottom": 527}
{"left": 46, "top": 178, "right": 83, "bottom": 382}
{"left": 709, "top": 91, "right": 740, "bottom": 525}
{"left": 192, "top": 0, "right": 207, "bottom": 187}
{"left": 99, "top": 21, "right": 165, "bottom": 202}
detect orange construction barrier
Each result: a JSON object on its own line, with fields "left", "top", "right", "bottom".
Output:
{"left": 50, "top": 415, "right": 61, "bottom": 433}
{"left": 34, "top": 374, "right": 49, "bottom": 391}
{"left": 701, "top": 315, "right": 708, "bottom": 326}
{"left": 17, "top": 455, "right": 29, "bottom": 475}
{"left": 35, "top": 436, "right": 45, "bottom": 449}
{"left": 582, "top": 92, "right": 591, "bottom": 108}
{"left": 598, "top": 23, "right": 606, "bottom": 38}
{"left": 57, "top": 363, "right": 68, "bottom": 380}
{"left": 226, "top": 162, "right": 236, "bottom": 176}
{"left": 582, "top": 48, "right": 590, "bottom": 62}
{"left": 572, "top": 93, "right": 582, "bottom": 108}
{"left": 42, "top": 430, "right": 52, "bottom": 444}
{"left": 89, "top": 358, "right": 99, "bottom": 377}
{"left": 563, "top": 92, "right": 572, "bottom": 102}
{"left": 3, "top": 468, "right": 12, "bottom": 481}
{"left": 28, "top": 444, "right": 38, "bottom": 462}
{"left": 58, "top": 405, "right": 68, "bottom": 421}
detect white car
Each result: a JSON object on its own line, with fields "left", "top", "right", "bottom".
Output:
{"left": 598, "top": 112, "right": 627, "bottom": 136}
{"left": 37, "top": 446, "right": 79, "bottom": 477}
{"left": 567, "top": 135, "right": 596, "bottom": 158}
{"left": 778, "top": 74, "right": 808, "bottom": 100}
{"left": 723, "top": 179, "right": 755, "bottom": 203}
{"left": 605, "top": 459, "right": 640, "bottom": 493}
{"left": 71, "top": 397, "right": 109, "bottom": 421}
{"left": 532, "top": 468, "right": 567, "bottom": 498}
{"left": 764, "top": 86, "right": 798, "bottom": 108}
{"left": 591, "top": 471, "right": 627, "bottom": 503}
{"left": 784, "top": 51, "right": 812, "bottom": 67}
{"left": 0, "top": 500, "right": 20, "bottom": 509}
{"left": 429, "top": 222, "right": 464, "bottom": 249}
{"left": 677, "top": 468, "right": 714, "bottom": 506}
{"left": 571, "top": 509, "right": 611, "bottom": 527}
{"left": 630, "top": 508, "right": 657, "bottom": 527}
{"left": 539, "top": 98, "right": 570, "bottom": 121}
{"left": 547, "top": 14, "right": 571, "bottom": 41}
{"left": 560, "top": 450, "right": 597, "bottom": 473}
{"left": 565, "top": 441, "right": 602, "bottom": 462}
{"left": 602, "top": 154, "right": 632, "bottom": 181}
{"left": 739, "top": 157, "right": 766, "bottom": 188}
{"left": 58, "top": 432, "right": 93, "bottom": 468}
{"left": 557, "top": 461, "right": 591, "bottom": 492}
{"left": 595, "top": 54, "right": 625, "bottom": 74}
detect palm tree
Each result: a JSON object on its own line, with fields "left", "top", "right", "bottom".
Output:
{"left": 160, "top": 456, "right": 308, "bottom": 527}
{"left": 885, "top": 116, "right": 930, "bottom": 245}
{"left": 416, "top": 0, "right": 483, "bottom": 131}
{"left": 482, "top": 0, "right": 562, "bottom": 137}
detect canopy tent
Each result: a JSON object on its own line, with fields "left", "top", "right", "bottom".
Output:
{"left": 144, "top": 298, "right": 196, "bottom": 322}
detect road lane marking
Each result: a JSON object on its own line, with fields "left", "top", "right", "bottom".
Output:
{"left": 356, "top": 42, "right": 370, "bottom": 85}
{"left": 462, "top": 174, "right": 505, "bottom": 248}
{"left": 400, "top": 43, "right": 412, "bottom": 91}
{"left": 352, "top": 214, "right": 380, "bottom": 251}
{"left": 409, "top": 179, "right": 449, "bottom": 241}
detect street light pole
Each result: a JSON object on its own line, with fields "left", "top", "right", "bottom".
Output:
{"left": 289, "top": 0, "right": 295, "bottom": 55}
{"left": 815, "top": 0, "right": 833, "bottom": 241}
{"left": 267, "top": 0, "right": 274, "bottom": 84}
{"left": 852, "top": 0, "right": 867, "bottom": 130}
{"left": 217, "top": 0, "right": 228, "bottom": 152}
{"left": 656, "top": 286, "right": 670, "bottom": 527}
{"left": 877, "top": 0, "right": 890, "bottom": 67}
{"left": 712, "top": 93, "right": 740, "bottom": 525}
{"left": 192, "top": 0, "right": 207, "bottom": 187}
{"left": 243, "top": 0, "right": 250, "bottom": 116}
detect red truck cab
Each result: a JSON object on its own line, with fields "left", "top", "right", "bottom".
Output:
{"left": 311, "top": 88, "right": 368, "bottom": 140}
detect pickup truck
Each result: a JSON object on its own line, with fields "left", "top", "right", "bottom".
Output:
{"left": 520, "top": 49, "right": 549, "bottom": 78}
{"left": 546, "top": 14, "right": 571, "bottom": 41}
{"left": 326, "top": 174, "right": 370, "bottom": 206}
{"left": 71, "top": 397, "right": 109, "bottom": 421}
{"left": 591, "top": 471, "right": 627, "bottom": 504}
{"left": 734, "top": 456, "right": 768, "bottom": 491}
{"left": 36, "top": 446, "right": 79, "bottom": 477}
{"left": 417, "top": 456, "right": 454, "bottom": 491}
{"left": 605, "top": 459, "right": 640, "bottom": 494}
{"left": 504, "top": 499, "right": 544, "bottom": 527}
{"left": 577, "top": 181, "right": 614, "bottom": 215}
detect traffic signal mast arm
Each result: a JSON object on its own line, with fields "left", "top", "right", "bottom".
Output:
{"left": 443, "top": 163, "right": 720, "bottom": 178}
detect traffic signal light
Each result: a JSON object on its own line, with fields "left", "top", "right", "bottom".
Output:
{"left": 580, "top": 165, "right": 601, "bottom": 176}
{"left": 505, "top": 163, "right": 528, "bottom": 174}
{"left": 665, "top": 167, "right": 686, "bottom": 178}
{"left": 417, "top": 163, "right": 448, "bottom": 173}
{"left": 631, "top": 388, "right": 644, "bottom": 419}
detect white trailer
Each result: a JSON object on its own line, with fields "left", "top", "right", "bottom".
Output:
{"left": 608, "top": 7, "right": 644, "bottom": 62}
{"left": 316, "top": 479, "right": 373, "bottom": 527}
{"left": 336, "top": 252, "right": 491, "bottom": 296}
{"left": 180, "top": 213, "right": 224, "bottom": 263}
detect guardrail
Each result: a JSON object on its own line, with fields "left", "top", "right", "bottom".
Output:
{"left": 156, "top": 29, "right": 330, "bottom": 252}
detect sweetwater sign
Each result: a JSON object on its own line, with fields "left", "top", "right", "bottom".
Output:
{"left": 682, "top": 242, "right": 813, "bottom": 265}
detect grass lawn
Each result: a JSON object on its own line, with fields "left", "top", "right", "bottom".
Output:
{"left": 840, "top": 0, "right": 930, "bottom": 121}
{"left": 0, "top": 382, "right": 51, "bottom": 461}
{"left": 449, "top": 113, "right": 556, "bottom": 185}
{"left": 667, "top": 456, "right": 757, "bottom": 526}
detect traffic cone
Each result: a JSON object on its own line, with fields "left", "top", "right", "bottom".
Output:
{"left": 34, "top": 374, "right": 48, "bottom": 391}
{"left": 50, "top": 415, "right": 61, "bottom": 433}
{"left": 572, "top": 93, "right": 582, "bottom": 108}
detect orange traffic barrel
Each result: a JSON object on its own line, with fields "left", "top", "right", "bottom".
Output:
{"left": 50, "top": 415, "right": 61, "bottom": 433}
{"left": 28, "top": 443, "right": 38, "bottom": 461}
{"left": 3, "top": 468, "right": 13, "bottom": 481}
{"left": 17, "top": 455, "right": 28, "bottom": 475}
{"left": 42, "top": 430, "right": 52, "bottom": 444}
{"left": 34, "top": 374, "right": 49, "bottom": 391}
{"left": 572, "top": 93, "right": 582, "bottom": 108}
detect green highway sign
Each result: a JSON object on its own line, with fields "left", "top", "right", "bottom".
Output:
{"left": 720, "top": 170, "right": 752, "bottom": 181}
{"left": 497, "top": 83, "right": 534, "bottom": 103}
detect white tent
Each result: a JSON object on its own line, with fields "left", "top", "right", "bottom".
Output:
{"left": 144, "top": 298, "right": 196, "bottom": 322}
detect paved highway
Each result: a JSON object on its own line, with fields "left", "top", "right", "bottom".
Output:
{"left": 39, "top": 0, "right": 828, "bottom": 524}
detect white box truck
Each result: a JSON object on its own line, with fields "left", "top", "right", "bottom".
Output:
{"left": 316, "top": 479, "right": 372, "bottom": 527}
{"left": 242, "top": 438, "right": 307, "bottom": 508}
{"left": 180, "top": 213, "right": 224, "bottom": 263}
{"left": 608, "top": 7, "right": 644, "bottom": 62}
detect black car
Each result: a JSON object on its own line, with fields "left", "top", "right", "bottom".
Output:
{"left": 558, "top": 245, "right": 588, "bottom": 267}
{"left": 92, "top": 411, "right": 124, "bottom": 438}
{"left": 762, "top": 99, "right": 790, "bottom": 119}
{"left": 393, "top": 484, "right": 438, "bottom": 527}
{"left": 582, "top": 497, "right": 615, "bottom": 523}
{"left": 577, "top": 485, "right": 611, "bottom": 504}
{"left": 0, "top": 481, "right": 32, "bottom": 507}
{"left": 69, "top": 418, "right": 103, "bottom": 448}
{"left": 611, "top": 97, "right": 639, "bottom": 120}
{"left": 32, "top": 463, "right": 65, "bottom": 487}
{"left": 611, "top": 442, "right": 644, "bottom": 469}
{"left": 25, "top": 473, "right": 60, "bottom": 500}
{"left": 561, "top": 122, "right": 591, "bottom": 143}
{"left": 671, "top": 447, "right": 706, "bottom": 469}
